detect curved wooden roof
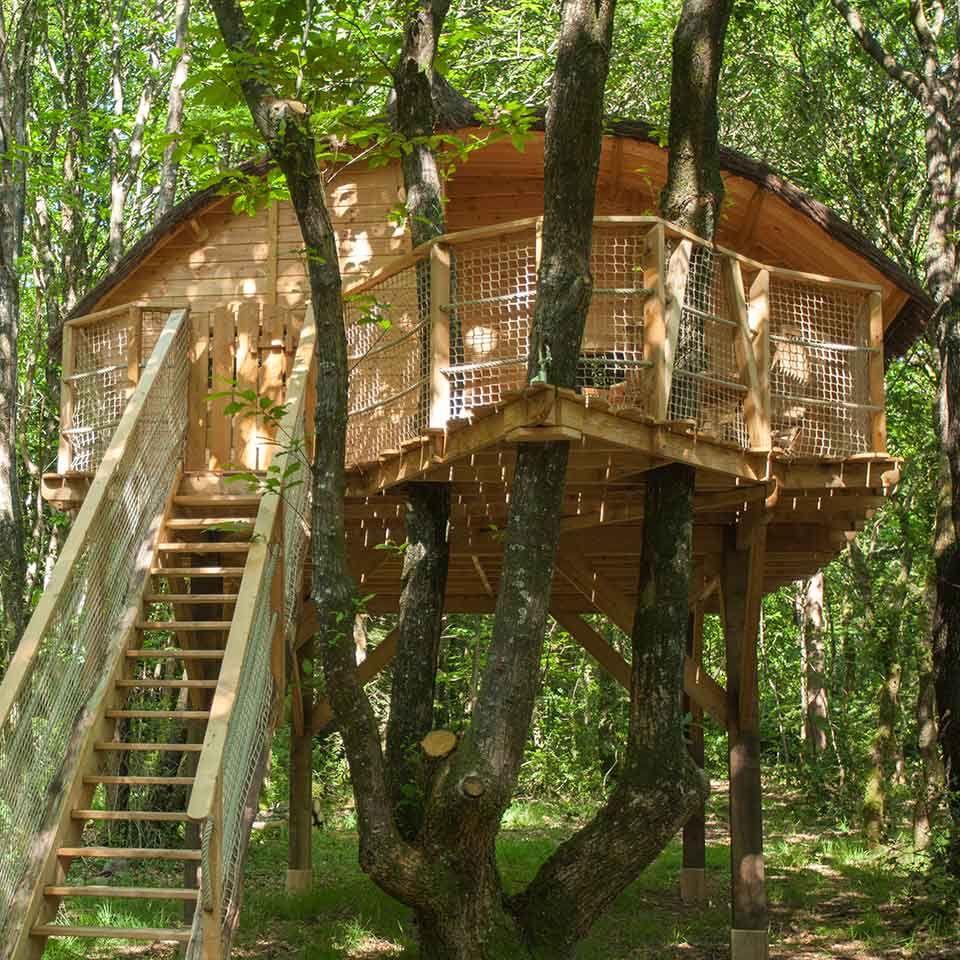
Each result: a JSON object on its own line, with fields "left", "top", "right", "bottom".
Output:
{"left": 67, "top": 126, "right": 930, "bottom": 358}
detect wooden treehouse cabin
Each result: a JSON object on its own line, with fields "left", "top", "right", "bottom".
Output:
{"left": 0, "top": 124, "right": 930, "bottom": 960}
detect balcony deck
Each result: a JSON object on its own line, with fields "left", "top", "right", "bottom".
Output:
{"left": 44, "top": 216, "right": 898, "bottom": 607}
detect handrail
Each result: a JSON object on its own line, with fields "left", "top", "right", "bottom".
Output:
{"left": 344, "top": 216, "right": 885, "bottom": 298}
{"left": 0, "top": 308, "right": 189, "bottom": 946}
{"left": 188, "top": 311, "right": 316, "bottom": 820}
{"left": 0, "top": 308, "right": 189, "bottom": 731}
{"left": 64, "top": 298, "right": 184, "bottom": 329}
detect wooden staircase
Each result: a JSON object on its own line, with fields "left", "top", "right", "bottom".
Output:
{"left": 32, "top": 484, "right": 260, "bottom": 949}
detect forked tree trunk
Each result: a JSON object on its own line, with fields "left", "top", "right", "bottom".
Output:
{"left": 155, "top": 0, "right": 191, "bottom": 220}
{"left": 915, "top": 576, "right": 943, "bottom": 850}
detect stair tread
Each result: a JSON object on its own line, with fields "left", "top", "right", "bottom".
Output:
{"left": 33, "top": 924, "right": 190, "bottom": 942}
{"left": 58, "top": 847, "right": 200, "bottom": 860}
{"left": 105, "top": 709, "right": 210, "bottom": 719}
{"left": 126, "top": 648, "right": 225, "bottom": 659}
{"left": 72, "top": 810, "right": 190, "bottom": 821}
{"left": 173, "top": 494, "right": 260, "bottom": 505}
{"left": 116, "top": 679, "right": 217, "bottom": 689}
{"left": 96, "top": 742, "right": 203, "bottom": 751}
{"left": 152, "top": 566, "right": 246, "bottom": 576}
{"left": 146, "top": 593, "right": 238, "bottom": 602}
{"left": 166, "top": 517, "right": 253, "bottom": 528}
{"left": 158, "top": 542, "right": 251, "bottom": 552}
{"left": 83, "top": 775, "right": 196, "bottom": 786}
{"left": 138, "top": 620, "right": 232, "bottom": 630}
{"left": 44, "top": 884, "right": 199, "bottom": 901}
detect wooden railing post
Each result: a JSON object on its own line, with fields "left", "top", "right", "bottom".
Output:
{"left": 727, "top": 258, "right": 770, "bottom": 451}
{"left": 200, "top": 778, "right": 223, "bottom": 959}
{"left": 748, "top": 270, "right": 771, "bottom": 451}
{"left": 867, "top": 290, "right": 887, "bottom": 452}
{"left": 58, "top": 324, "right": 75, "bottom": 473}
{"left": 127, "top": 305, "right": 142, "bottom": 395}
{"left": 429, "top": 244, "right": 452, "bottom": 430}
{"left": 641, "top": 222, "right": 670, "bottom": 420}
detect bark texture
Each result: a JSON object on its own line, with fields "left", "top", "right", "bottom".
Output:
{"left": 155, "top": 0, "right": 191, "bottom": 220}
{"left": 0, "top": 0, "right": 36, "bottom": 652}
{"left": 386, "top": 483, "right": 451, "bottom": 841}
{"left": 801, "top": 572, "right": 828, "bottom": 757}
{"left": 660, "top": 0, "right": 732, "bottom": 236}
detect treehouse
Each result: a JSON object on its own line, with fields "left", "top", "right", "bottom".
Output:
{"left": 0, "top": 123, "right": 930, "bottom": 960}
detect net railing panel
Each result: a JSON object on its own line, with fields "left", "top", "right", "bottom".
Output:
{"left": 0, "top": 310, "right": 189, "bottom": 943}
{"left": 345, "top": 263, "right": 429, "bottom": 465}
{"left": 669, "top": 243, "right": 750, "bottom": 447}
{"left": 579, "top": 225, "right": 651, "bottom": 409}
{"left": 64, "top": 304, "right": 183, "bottom": 474}
{"left": 446, "top": 232, "right": 538, "bottom": 417}
{"left": 766, "top": 276, "right": 874, "bottom": 457}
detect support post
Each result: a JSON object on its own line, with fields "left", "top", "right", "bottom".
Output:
{"left": 58, "top": 323, "right": 75, "bottom": 473}
{"left": 641, "top": 222, "right": 669, "bottom": 420}
{"left": 728, "top": 259, "right": 770, "bottom": 451}
{"left": 287, "top": 638, "right": 314, "bottom": 892}
{"left": 429, "top": 244, "right": 451, "bottom": 429}
{"left": 200, "top": 778, "right": 223, "bottom": 959}
{"left": 127, "top": 305, "right": 142, "bottom": 395}
{"left": 748, "top": 269, "right": 771, "bottom": 451}
{"left": 681, "top": 604, "right": 707, "bottom": 903}
{"left": 867, "top": 290, "right": 886, "bottom": 453}
{"left": 722, "top": 525, "right": 768, "bottom": 960}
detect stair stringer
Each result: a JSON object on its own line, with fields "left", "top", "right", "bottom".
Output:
{"left": 6, "top": 467, "right": 183, "bottom": 960}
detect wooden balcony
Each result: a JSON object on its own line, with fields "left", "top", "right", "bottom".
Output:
{"left": 344, "top": 216, "right": 887, "bottom": 476}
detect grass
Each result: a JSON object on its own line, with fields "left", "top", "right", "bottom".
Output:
{"left": 43, "top": 780, "right": 960, "bottom": 959}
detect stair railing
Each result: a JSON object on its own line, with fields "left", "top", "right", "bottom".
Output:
{"left": 0, "top": 308, "right": 190, "bottom": 949}
{"left": 186, "top": 310, "right": 316, "bottom": 959}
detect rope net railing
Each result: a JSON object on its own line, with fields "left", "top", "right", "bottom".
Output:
{"left": 345, "top": 261, "right": 430, "bottom": 466}
{"left": 61, "top": 301, "right": 182, "bottom": 473}
{"left": 669, "top": 241, "right": 750, "bottom": 447}
{"left": 186, "top": 315, "right": 316, "bottom": 959}
{"left": 0, "top": 309, "right": 189, "bottom": 944}
{"left": 340, "top": 216, "right": 884, "bottom": 464}
{"left": 766, "top": 275, "right": 875, "bottom": 457}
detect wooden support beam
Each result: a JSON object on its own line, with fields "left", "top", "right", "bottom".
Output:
{"left": 682, "top": 604, "right": 707, "bottom": 904}
{"left": 721, "top": 524, "right": 768, "bottom": 956}
{"left": 310, "top": 629, "right": 399, "bottom": 733}
{"left": 429, "top": 244, "right": 452, "bottom": 429}
{"left": 867, "top": 291, "right": 886, "bottom": 453}
{"left": 726, "top": 259, "right": 770, "bottom": 451}
{"left": 549, "top": 575, "right": 728, "bottom": 728}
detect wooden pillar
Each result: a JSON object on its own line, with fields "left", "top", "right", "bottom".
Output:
{"left": 721, "top": 524, "right": 768, "bottom": 960}
{"left": 287, "top": 638, "right": 314, "bottom": 892}
{"left": 681, "top": 605, "right": 707, "bottom": 903}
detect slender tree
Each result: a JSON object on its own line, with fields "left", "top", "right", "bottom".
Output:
{"left": 801, "top": 572, "right": 829, "bottom": 757}
{"left": 830, "top": 0, "right": 960, "bottom": 870}
{"left": 0, "top": 0, "right": 38, "bottom": 655}
{"left": 155, "top": 0, "right": 190, "bottom": 220}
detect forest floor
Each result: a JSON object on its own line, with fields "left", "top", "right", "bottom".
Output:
{"left": 43, "top": 778, "right": 960, "bottom": 959}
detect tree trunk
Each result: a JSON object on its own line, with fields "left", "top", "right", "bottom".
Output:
{"left": 801, "top": 572, "right": 828, "bottom": 758}
{"left": 155, "top": 0, "right": 191, "bottom": 220}
{"left": 0, "top": 1, "right": 36, "bottom": 654}
{"left": 915, "top": 579, "right": 943, "bottom": 850}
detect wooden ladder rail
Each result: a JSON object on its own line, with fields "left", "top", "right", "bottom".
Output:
{"left": 185, "top": 312, "right": 316, "bottom": 959}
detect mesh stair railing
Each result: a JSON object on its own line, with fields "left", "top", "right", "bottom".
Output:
{"left": 184, "top": 311, "right": 315, "bottom": 959}
{"left": 0, "top": 307, "right": 190, "bottom": 952}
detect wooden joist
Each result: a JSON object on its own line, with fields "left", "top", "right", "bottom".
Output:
{"left": 33, "top": 925, "right": 190, "bottom": 942}
{"left": 71, "top": 810, "right": 190, "bottom": 822}
{"left": 125, "top": 648, "right": 225, "bottom": 659}
{"left": 44, "top": 885, "right": 199, "bottom": 901}
{"left": 151, "top": 566, "right": 247, "bottom": 577}
{"left": 82, "top": 775, "right": 195, "bottom": 786}
{"left": 105, "top": 709, "right": 210, "bottom": 720}
{"left": 57, "top": 847, "right": 201, "bottom": 861}
{"left": 95, "top": 742, "right": 203, "bottom": 752}
{"left": 138, "top": 620, "right": 232, "bottom": 631}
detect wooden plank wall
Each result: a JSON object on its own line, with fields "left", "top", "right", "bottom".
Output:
{"left": 187, "top": 304, "right": 305, "bottom": 472}
{"left": 99, "top": 162, "right": 409, "bottom": 314}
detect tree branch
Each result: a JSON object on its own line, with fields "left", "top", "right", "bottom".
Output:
{"left": 830, "top": 0, "right": 926, "bottom": 101}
